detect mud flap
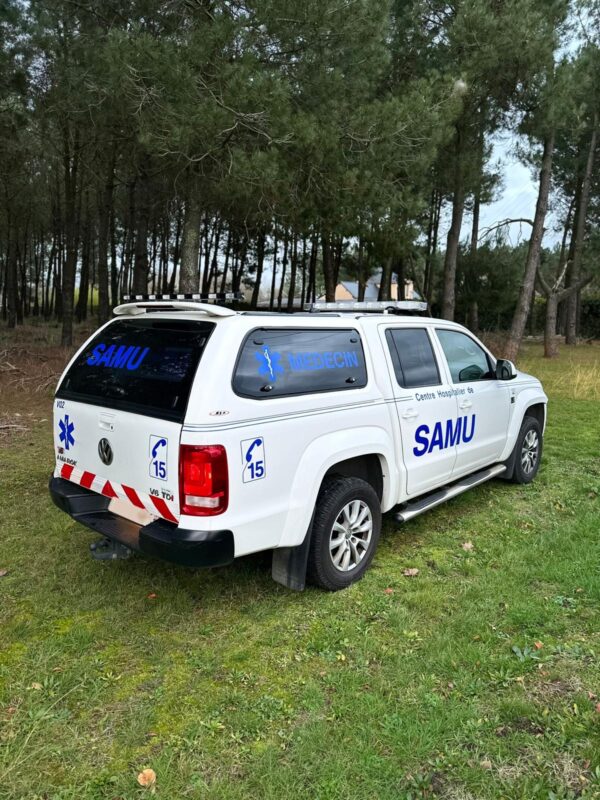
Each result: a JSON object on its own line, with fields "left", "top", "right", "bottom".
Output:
{"left": 271, "top": 511, "right": 315, "bottom": 591}
{"left": 499, "top": 440, "right": 518, "bottom": 481}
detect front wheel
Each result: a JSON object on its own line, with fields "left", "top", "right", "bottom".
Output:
{"left": 306, "top": 477, "right": 382, "bottom": 591}
{"left": 510, "top": 416, "right": 543, "bottom": 484}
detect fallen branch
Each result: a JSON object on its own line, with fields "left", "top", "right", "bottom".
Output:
{"left": 479, "top": 218, "right": 534, "bottom": 240}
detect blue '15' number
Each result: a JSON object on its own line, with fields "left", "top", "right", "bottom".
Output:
{"left": 248, "top": 460, "right": 264, "bottom": 479}
{"left": 151, "top": 459, "right": 167, "bottom": 479}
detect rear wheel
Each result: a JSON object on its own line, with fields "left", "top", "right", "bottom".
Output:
{"left": 510, "top": 416, "right": 543, "bottom": 484}
{"left": 306, "top": 477, "right": 381, "bottom": 591}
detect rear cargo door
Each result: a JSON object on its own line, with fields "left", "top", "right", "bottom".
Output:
{"left": 54, "top": 316, "right": 214, "bottom": 524}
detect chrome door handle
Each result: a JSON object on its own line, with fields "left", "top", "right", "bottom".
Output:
{"left": 401, "top": 409, "right": 418, "bottom": 420}
{"left": 459, "top": 400, "right": 473, "bottom": 410}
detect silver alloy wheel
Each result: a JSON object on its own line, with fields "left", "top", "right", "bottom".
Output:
{"left": 521, "top": 429, "right": 539, "bottom": 475}
{"left": 329, "top": 499, "right": 373, "bottom": 572}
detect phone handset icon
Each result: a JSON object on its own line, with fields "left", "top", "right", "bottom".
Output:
{"left": 151, "top": 438, "right": 167, "bottom": 459}
{"left": 245, "top": 438, "right": 262, "bottom": 462}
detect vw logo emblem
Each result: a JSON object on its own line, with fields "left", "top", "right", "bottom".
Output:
{"left": 98, "top": 438, "right": 113, "bottom": 466}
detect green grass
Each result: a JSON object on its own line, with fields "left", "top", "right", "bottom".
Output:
{"left": 1, "top": 342, "right": 600, "bottom": 800}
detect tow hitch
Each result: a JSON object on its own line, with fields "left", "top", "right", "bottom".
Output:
{"left": 89, "top": 537, "right": 132, "bottom": 561}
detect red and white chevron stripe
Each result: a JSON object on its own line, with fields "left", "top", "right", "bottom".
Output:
{"left": 56, "top": 462, "right": 178, "bottom": 524}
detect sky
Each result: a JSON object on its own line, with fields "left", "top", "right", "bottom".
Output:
{"left": 458, "top": 132, "right": 560, "bottom": 250}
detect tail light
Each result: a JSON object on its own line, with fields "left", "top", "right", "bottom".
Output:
{"left": 179, "top": 445, "right": 228, "bottom": 516}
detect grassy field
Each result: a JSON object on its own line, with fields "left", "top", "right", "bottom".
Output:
{"left": 1, "top": 328, "right": 599, "bottom": 800}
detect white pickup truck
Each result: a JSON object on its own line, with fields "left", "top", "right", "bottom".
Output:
{"left": 49, "top": 295, "right": 547, "bottom": 591}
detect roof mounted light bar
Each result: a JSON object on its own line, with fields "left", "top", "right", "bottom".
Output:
{"left": 305, "top": 300, "right": 428, "bottom": 314}
{"left": 121, "top": 292, "right": 243, "bottom": 303}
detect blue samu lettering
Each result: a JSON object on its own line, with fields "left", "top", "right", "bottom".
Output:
{"left": 413, "top": 414, "right": 476, "bottom": 457}
{"left": 87, "top": 343, "right": 150, "bottom": 371}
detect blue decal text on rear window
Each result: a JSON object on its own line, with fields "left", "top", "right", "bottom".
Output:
{"left": 87, "top": 343, "right": 150, "bottom": 371}
{"left": 287, "top": 351, "right": 359, "bottom": 371}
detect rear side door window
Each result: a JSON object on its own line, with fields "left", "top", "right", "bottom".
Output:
{"left": 436, "top": 329, "right": 493, "bottom": 383}
{"left": 385, "top": 328, "right": 440, "bottom": 388}
{"left": 233, "top": 328, "right": 367, "bottom": 398}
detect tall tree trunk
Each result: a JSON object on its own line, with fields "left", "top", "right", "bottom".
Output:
{"left": 157, "top": 219, "right": 167, "bottom": 295}
{"left": 55, "top": 226, "right": 63, "bottom": 320}
{"left": 426, "top": 192, "right": 442, "bottom": 306}
{"left": 423, "top": 190, "right": 436, "bottom": 303}
{"left": 333, "top": 236, "right": 344, "bottom": 288}
{"left": 232, "top": 237, "right": 247, "bottom": 293}
{"left": 565, "top": 115, "right": 598, "bottom": 345}
{"left": 90, "top": 236, "right": 96, "bottom": 314}
{"left": 201, "top": 216, "right": 216, "bottom": 292}
{"left": 169, "top": 202, "right": 184, "bottom": 293}
{"left": 357, "top": 237, "right": 366, "bottom": 301}
{"left": 504, "top": 131, "right": 555, "bottom": 362}
{"left": 397, "top": 255, "right": 405, "bottom": 300}
{"left": 467, "top": 168, "right": 481, "bottom": 330}
{"left": 209, "top": 223, "right": 222, "bottom": 293}
{"left": 97, "top": 147, "right": 115, "bottom": 322}
{"left": 277, "top": 231, "right": 289, "bottom": 311}
{"left": 109, "top": 203, "right": 118, "bottom": 306}
{"left": 219, "top": 229, "right": 232, "bottom": 293}
{"left": 6, "top": 224, "right": 18, "bottom": 329}
{"left": 251, "top": 231, "right": 266, "bottom": 308}
{"left": 556, "top": 197, "right": 575, "bottom": 281}
{"left": 321, "top": 233, "right": 336, "bottom": 302}
{"left": 269, "top": 234, "right": 279, "bottom": 310}
{"left": 378, "top": 255, "right": 393, "bottom": 301}
{"left": 179, "top": 191, "right": 202, "bottom": 292}
{"left": 441, "top": 187, "right": 465, "bottom": 319}
{"left": 306, "top": 233, "right": 318, "bottom": 304}
{"left": 287, "top": 233, "right": 298, "bottom": 311}
{"left": 299, "top": 236, "right": 308, "bottom": 307}
{"left": 528, "top": 281, "right": 536, "bottom": 336}
{"left": 44, "top": 236, "right": 55, "bottom": 319}
{"left": 544, "top": 293, "right": 559, "bottom": 358}
{"left": 133, "top": 166, "right": 150, "bottom": 294}
{"left": 61, "top": 127, "right": 80, "bottom": 347}
{"left": 76, "top": 193, "right": 91, "bottom": 322}
{"left": 558, "top": 183, "right": 580, "bottom": 334}
{"left": 149, "top": 224, "right": 158, "bottom": 293}
{"left": 441, "top": 127, "right": 465, "bottom": 320}
{"left": 33, "top": 231, "right": 42, "bottom": 316}
{"left": 121, "top": 180, "right": 136, "bottom": 297}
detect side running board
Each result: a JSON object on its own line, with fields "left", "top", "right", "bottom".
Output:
{"left": 394, "top": 464, "right": 506, "bottom": 524}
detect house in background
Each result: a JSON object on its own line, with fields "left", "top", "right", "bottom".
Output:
{"left": 333, "top": 270, "right": 417, "bottom": 302}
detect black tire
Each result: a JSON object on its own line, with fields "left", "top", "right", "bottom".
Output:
{"left": 306, "top": 477, "right": 382, "bottom": 591}
{"left": 510, "top": 416, "right": 543, "bottom": 484}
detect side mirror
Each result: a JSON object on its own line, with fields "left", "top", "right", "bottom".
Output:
{"left": 496, "top": 359, "right": 517, "bottom": 381}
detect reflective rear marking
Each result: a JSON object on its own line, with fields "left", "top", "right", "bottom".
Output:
{"left": 122, "top": 484, "right": 145, "bottom": 509}
{"left": 102, "top": 480, "right": 117, "bottom": 498}
{"left": 150, "top": 496, "right": 177, "bottom": 524}
{"left": 61, "top": 464, "right": 74, "bottom": 480}
{"left": 57, "top": 463, "right": 177, "bottom": 523}
{"left": 80, "top": 471, "right": 95, "bottom": 489}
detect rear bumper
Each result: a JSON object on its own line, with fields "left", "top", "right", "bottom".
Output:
{"left": 49, "top": 477, "right": 234, "bottom": 568}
